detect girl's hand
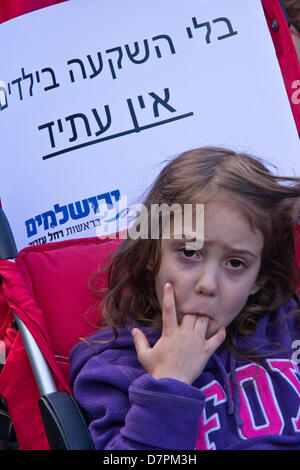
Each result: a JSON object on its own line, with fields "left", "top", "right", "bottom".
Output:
{"left": 132, "top": 282, "right": 226, "bottom": 385}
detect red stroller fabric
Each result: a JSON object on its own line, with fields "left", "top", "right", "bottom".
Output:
{"left": 261, "top": 0, "right": 300, "bottom": 134}
{"left": 0, "top": 0, "right": 67, "bottom": 23}
{"left": 0, "top": 237, "right": 121, "bottom": 449}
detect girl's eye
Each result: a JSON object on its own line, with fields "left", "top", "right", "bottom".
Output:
{"left": 181, "top": 248, "right": 199, "bottom": 259}
{"left": 226, "top": 259, "right": 246, "bottom": 270}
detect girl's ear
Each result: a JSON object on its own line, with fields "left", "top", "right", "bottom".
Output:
{"left": 146, "top": 244, "right": 161, "bottom": 274}
{"left": 146, "top": 253, "right": 155, "bottom": 271}
{"left": 146, "top": 258, "right": 154, "bottom": 271}
{"left": 250, "top": 283, "right": 261, "bottom": 295}
{"left": 250, "top": 275, "right": 265, "bottom": 296}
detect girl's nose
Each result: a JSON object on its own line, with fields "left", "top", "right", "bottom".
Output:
{"left": 194, "top": 267, "right": 218, "bottom": 297}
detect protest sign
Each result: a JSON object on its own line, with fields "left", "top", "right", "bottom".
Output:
{"left": 0, "top": 0, "right": 299, "bottom": 250}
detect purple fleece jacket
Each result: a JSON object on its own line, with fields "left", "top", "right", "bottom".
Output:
{"left": 69, "top": 299, "right": 300, "bottom": 450}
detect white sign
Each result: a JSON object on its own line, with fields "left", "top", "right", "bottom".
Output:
{"left": 0, "top": 0, "right": 299, "bottom": 250}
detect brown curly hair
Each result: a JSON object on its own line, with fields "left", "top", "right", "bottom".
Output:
{"left": 283, "top": 0, "right": 300, "bottom": 32}
{"left": 89, "top": 147, "right": 300, "bottom": 361}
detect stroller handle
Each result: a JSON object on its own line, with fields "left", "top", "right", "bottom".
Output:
{"left": 14, "top": 313, "right": 57, "bottom": 396}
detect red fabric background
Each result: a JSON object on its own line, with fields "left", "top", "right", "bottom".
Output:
{"left": 0, "top": 0, "right": 67, "bottom": 22}
{"left": 261, "top": 0, "right": 300, "bottom": 134}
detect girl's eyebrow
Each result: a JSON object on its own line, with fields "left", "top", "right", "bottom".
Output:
{"left": 204, "top": 239, "right": 259, "bottom": 258}
{"left": 171, "top": 234, "right": 258, "bottom": 259}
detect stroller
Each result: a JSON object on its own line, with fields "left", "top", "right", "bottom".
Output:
{"left": 0, "top": 0, "right": 125, "bottom": 449}
{"left": 0, "top": 0, "right": 299, "bottom": 451}
{"left": 0, "top": 207, "right": 124, "bottom": 450}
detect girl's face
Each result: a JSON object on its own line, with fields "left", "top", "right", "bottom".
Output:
{"left": 154, "top": 199, "right": 264, "bottom": 339}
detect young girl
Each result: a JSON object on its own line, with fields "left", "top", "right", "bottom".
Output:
{"left": 70, "top": 147, "right": 300, "bottom": 450}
